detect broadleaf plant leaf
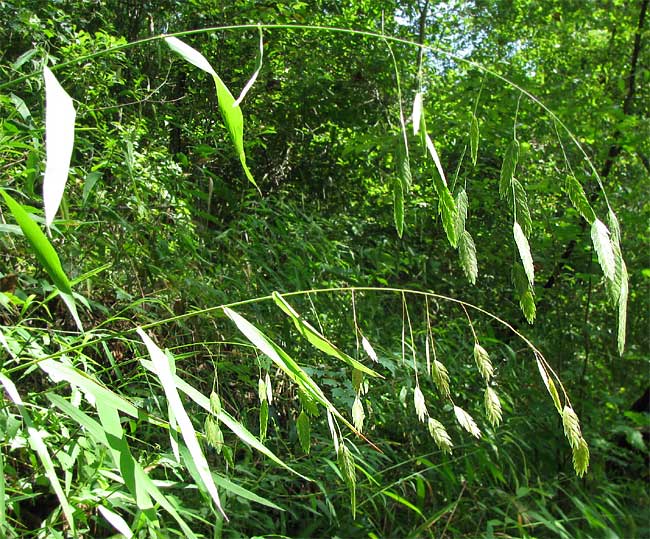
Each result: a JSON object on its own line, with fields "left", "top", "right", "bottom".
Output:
{"left": 0, "top": 189, "right": 82, "bottom": 330}
{"left": 43, "top": 66, "right": 76, "bottom": 228}
{"left": 165, "top": 36, "right": 258, "bottom": 190}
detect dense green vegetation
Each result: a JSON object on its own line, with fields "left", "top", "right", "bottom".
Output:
{"left": 0, "top": 1, "right": 648, "bottom": 537}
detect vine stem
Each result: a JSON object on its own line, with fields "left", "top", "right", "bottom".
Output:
{"left": 0, "top": 23, "right": 610, "bottom": 207}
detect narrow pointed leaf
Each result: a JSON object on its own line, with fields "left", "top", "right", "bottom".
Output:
{"left": 47, "top": 394, "right": 199, "bottom": 538}
{"left": 271, "top": 292, "right": 381, "bottom": 378}
{"left": 98, "top": 505, "right": 134, "bottom": 539}
{"left": 165, "top": 37, "right": 257, "bottom": 189}
{"left": 137, "top": 329, "right": 226, "bottom": 519}
{"left": 0, "top": 189, "right": 82, "bottom": 330}
{"left": 0, "top": 374, "right": 76, "bottom": 534}
{"left": 43, "top": 67, "right": 76, "bottom": 227}
{"left": 233, "top": 25, "right": 263, "bottom": 107}
{"left": 513, "top": 221, "right": 534, "bottom": 286}
{"left": 617, "top": 259, "right": 628, "bottom": 355}
{"left": 425, "top": 133, "right": 447, "bottom": 186}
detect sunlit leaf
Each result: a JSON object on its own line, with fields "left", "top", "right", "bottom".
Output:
{"left": 43, "top": 66, "right": 76, "bottom": 228}
{"left": 137, "top": 329, "right": 226, "bottom": 518}
{"left": 412, "top": 91, "right": 423, "bottom": 135}
{"left": 271, "top": 292, "right": 381, "bottom": 378}
{"left": 233, "top": 25, "right": 264, "bottom": 107}
{"left": 0, "top": 374, "right": 75, "bottom": 534}
{"left": 165, "top": 37, "right": 258, "bottom": 190}
{"left": 591, "top": 218, "right": 616, "bottom": 281}
{"left": 0, "top": 189, "right": 82, "bottom": 330}
{"left": 98, "top": 505, "right": 134, "bottom": 538}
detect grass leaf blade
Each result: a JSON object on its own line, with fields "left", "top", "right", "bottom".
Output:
{"left": 137, "top": 329, "right": 226, "bottom": 519}
{"left": 0, "top": 189, "right": 82, "bottom": 330}
{"left": 43, "top": 66, "right": 76, "bottom": 228}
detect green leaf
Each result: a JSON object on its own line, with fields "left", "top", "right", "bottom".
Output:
{"left": 38, "top": 358, "right": 138, "bottom": 417}
{"left": 393, "top": 177, "right": 404, "bottom": 238}
{"left": 0, "top": 189, "right": 82, "bottom": 330}
{"left": 271, "top": 292, "right": 381, "bottom": 378}
{"left": 425, "top": 133, "right": 447, "bottom": 186}
{"left": 233, "top": 25, "right": 263, "bottom": 107}
{"left": 260, "top": 399, "right": 269, "bottom": 441}
{"left": 165, "top": 37, "right": 258, "bottom": 190}
{"left": 564, "top": 175, "right": 596, "bottom": 224}
{"left": 591, "top": 218, "right": 616, "bottom": 281}
{"left": 513, "top": 221, "right": 534, "bottom": 287}
{"left": 617, "top": 259, "right": 628, "bottom": 355}
{"left": 43, "top": 66, "right": 76, "bottom": 228}
{"left": 0, "top": 374, "right": 76, "bottom": 534}
{"left": 296, "top": 410, "right": 311, "bottom": 454}
{"left": 499, "top": 139, "right": 519, "bottom": 198}
{"left": 98, "top": 505, "right": 133, "bottom": 539}
{"left": 141, "top": 357, "right": 309, "bottom": 480}
{"left": 470, "top": 115, "right": 479, "bottom": 166}
{"left": 458, "top": 230, "right": 478, "bottom": 284}
{"left": 507, "top": 179, "right": 532, "bottom": 237}
{"left": 137, "top": 329, "right": 226, "bottom": 518}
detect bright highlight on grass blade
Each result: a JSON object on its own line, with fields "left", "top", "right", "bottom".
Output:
{"left": 43, "top": 66, "right": 76, "bottom": 229}
{"left": 165, "top": 36, "right": 258, "bottom": 191}
{"left": 137, "top": 329, "right": 227, "bottom": 519}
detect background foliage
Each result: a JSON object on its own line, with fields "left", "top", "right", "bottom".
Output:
{"left": 0, "top": 0, "right": 648, "bottom": 537}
